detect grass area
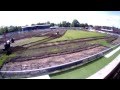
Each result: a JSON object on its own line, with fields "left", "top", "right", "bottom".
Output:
{"left": 0, "top": 30, "right": 108, "bottom": 48}
{"left": 0, "top": 37, "right": 47, "bottom": 67}
{"left": 50, "top": 30, "right": 107, "bottom": 42}
{"left": 17, "top": 42, "right": 91, "bottom": 57}
{"left": 89, "top": 39, "right": 109, "bottom": 46}
{"left": 50, "top": 46, "right": 120, "bottom": 79}
{"left": 0, "top": 30, "right": 106, "bottom": 49}
{"left": 0, "top": 37, "right": 47, "bottom": 49}
{"left": 13, "top": 37, "right": 46, "bottom": 46}
{"left": 0, "top": 53, "right": 16, "bottom": 67}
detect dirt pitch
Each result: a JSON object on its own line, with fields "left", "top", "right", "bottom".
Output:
{"left": 1, "top": 46, "right": 106, "bottom": 71}
{"left": 0, "top": 29, "right": 118, "bottom": 71}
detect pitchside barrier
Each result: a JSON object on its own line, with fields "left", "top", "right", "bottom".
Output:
{"left": 0, "top": 42, "right": 120, "bottom": 79}
{"left": 105, "top": 62, "right": 120, "bottom": 79}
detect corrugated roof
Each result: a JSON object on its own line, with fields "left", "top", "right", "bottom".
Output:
{"left": 22, "top": 24, "right": 50, "bottom": 29}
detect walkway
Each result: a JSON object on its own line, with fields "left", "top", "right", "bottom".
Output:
{"left": 25, "top": 75, "right": 50, "bottom": 79}
{"left": 105, "top": 46, "right": 120, "bottom": 58}
{"left": 87, "top": 54, "right": 120, "bottom": 79}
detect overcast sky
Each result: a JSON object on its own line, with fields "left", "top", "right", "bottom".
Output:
{"left": 0, "top": 11, "right": 120, "bottom": 28}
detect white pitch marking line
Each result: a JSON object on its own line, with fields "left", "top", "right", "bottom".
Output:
{"left": 104, "top": 46, "right": 120, "bottom": 58}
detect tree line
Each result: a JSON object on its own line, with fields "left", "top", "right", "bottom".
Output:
{"left": 0, "top": 26, "right": 22, "bottom": 35}
{"left": 0, "top": 19, "right": 120, "bottom": 35}
{"left": 31, "top": 19, "right": 90, "bottom": 27}
{"left": 0, "top": 19, "right": 89, "bottom": 35}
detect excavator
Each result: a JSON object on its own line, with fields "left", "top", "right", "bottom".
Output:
{"left": 3, "top": 32, "right": 15, "bottom": 55}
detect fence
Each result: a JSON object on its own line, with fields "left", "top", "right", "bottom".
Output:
{"left": 105, "top": 62, "right": 120, "bottom": 79}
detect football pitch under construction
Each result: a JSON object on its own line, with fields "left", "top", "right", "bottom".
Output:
{"left": 0, "top": 29, "right": 119, "bottom": 79}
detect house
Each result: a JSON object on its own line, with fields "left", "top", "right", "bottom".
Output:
{"left": 88, "top": 27, "right": 95, "bottom": 32}
{"left": 101, "top": 28, "right": 113, "bottom": 32}
{"left": 50, "top": 26, "right": 59, "bottom": 29}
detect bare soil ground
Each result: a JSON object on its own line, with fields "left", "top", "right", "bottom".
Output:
{"left": 0, "top": 30, "right": 117, "bottom": 71}
{"left": 111, "top": 37, "right": 120, "bottom": 45}
{"left": 1, "top": 46, "right": 106, "bottom": 71}
{"left": 0, "top": 29, "right": 66, "bottom": 45}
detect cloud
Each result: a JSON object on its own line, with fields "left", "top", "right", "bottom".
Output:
{"left": 0, "top": 11, "right": 120, "bottom": 28}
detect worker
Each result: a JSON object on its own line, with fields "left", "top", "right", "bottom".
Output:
{"left": 11, "top": 38, "right": 15, "bottom": 43}
{"left": 3, "top": 40, "right": 11, "bottom": 55}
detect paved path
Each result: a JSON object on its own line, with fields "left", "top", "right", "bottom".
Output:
{"left": 25, "top": 75, "right": 50, "bottom": 79}
{"left": 105, "top": 46, "right": 120, "bottom": 58}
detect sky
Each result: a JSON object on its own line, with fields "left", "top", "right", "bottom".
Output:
{"left": 0, "top": 11, "right": 120, "bottom": 28}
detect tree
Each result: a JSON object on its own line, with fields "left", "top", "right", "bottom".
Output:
{"left": 46, "top": 21, "right": 50, "bottom": 24}
{"left": 58, "top": 23, "right": 62, "bottom": 27}
{"left": 0, "top": 26, "right": 22, "bottom": 35}
{"left": 50, "top": 23, "right": 55, "bottom": 27}
{"left": 0, "top": 27, "right": 6, "bottom": 35}
{"left": 17, "top": 26, "right": 22, "bottom": 31}
{"left": 62, "top": 21, "right": 67, "bottom": 27}
{"left": 8, "top": 26, "right": 22, "bottom": 32}
{"left": 66, "top": 22, "right": 71, "bottom": 27}
{"left": 84, "top": 23, "right": 89, "bottom": 28}
{"left": 71, "top": 19, "right": 80, "bottom": 27}
{"left": 89, "top": 25, "right": 93, "bottom": 27}
{"left": 3, "top": 27, "right": 8, "bottom": 33}
{"left": 80, "top": 23, "right": 85, "bottom": 28}
{"left": 58, "top": 21, "right": 71, "bottom": 27}
{"left": 31, "top": 24, "right": 35, "bottom": 26}
{"left": 37, "top": 22, "right": 45, "bottom": 25}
